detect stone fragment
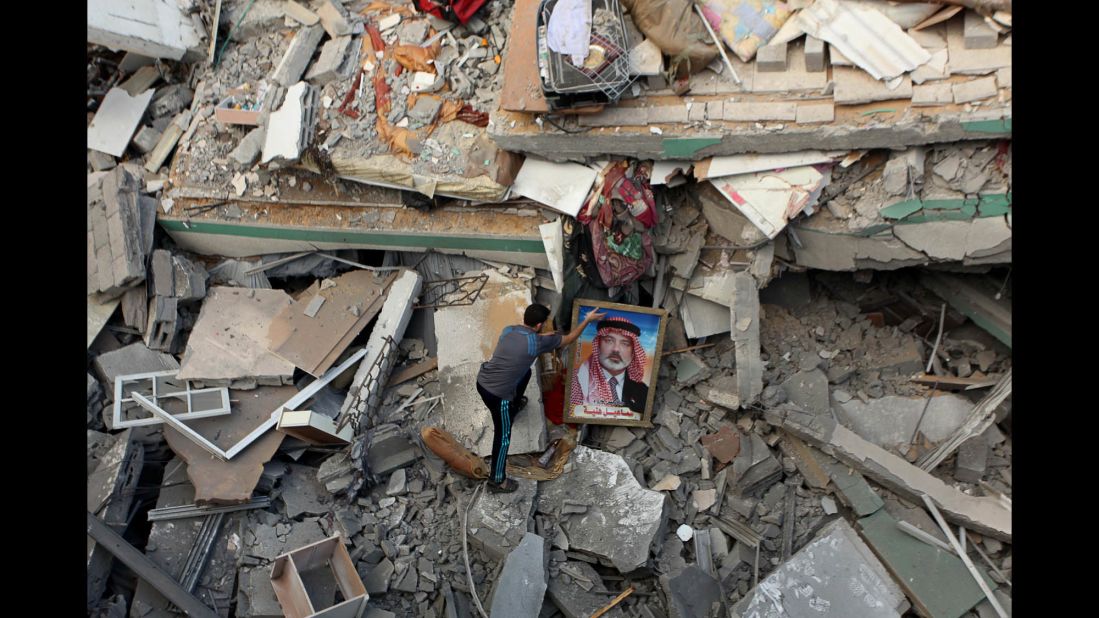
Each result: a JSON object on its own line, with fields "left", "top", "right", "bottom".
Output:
{"left": 488, "top": 533, "right": 546, "bottom": 618}
{"left": 468, "top": 478, "right": 538, "bottom": 561}
{"left": 547, "top": 560, "right": 626, "bottom": 618}
{"left": 700, "top": 425, "right": 741, "bottom": 463}
{"left": 662, "top": 565, "right": 723, "bottom": 618}
{"left": 781, "top": 369, "right": 830, "bottom": 414}
{"left": 538, "top": 446, "right": 666, "bottom": 572}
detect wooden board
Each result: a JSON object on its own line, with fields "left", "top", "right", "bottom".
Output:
{"left": 161, "top": 385, "right": 296, "bottom": 504}
{"left": 389, "top": 357, "right": 438, "bottom": 386}
{"left": 498, "top": 0, "right": 549, "bottom": 112}
{"left": 267, "top": 270, "right": 396, "bottom": 377}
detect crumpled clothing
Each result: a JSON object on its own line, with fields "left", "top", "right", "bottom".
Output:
{"left": 547, "top": 0, "right": 593, "bottom": 66}
{"left": 605, "top": 230, "right": 643, "bottom": 259}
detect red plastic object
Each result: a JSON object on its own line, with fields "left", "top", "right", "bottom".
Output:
{"left": 542, "top": 372, "right": 566, "bottom": 426}
{"left": 415, "top": 0, "right": 486, "bottom": 25}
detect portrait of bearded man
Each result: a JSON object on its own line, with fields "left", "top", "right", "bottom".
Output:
{"left": 570, "top": 316, "right": 650, "bottom": 413}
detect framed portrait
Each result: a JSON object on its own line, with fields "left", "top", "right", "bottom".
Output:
{"left": 565, "top": 300, "right": 667, "bottom": 427}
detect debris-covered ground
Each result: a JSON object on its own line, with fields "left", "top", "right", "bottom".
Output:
{"left": 88, "top": 1, "right": 1012, "bottom": 616}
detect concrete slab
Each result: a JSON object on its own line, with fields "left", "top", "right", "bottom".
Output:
{"left": 88, "top": 0, "right": 203, "bottom": 60}
{"left": 488, "top": 533, "right": 546, "bottom": 618}
{"left": 664, "top": 565, "right": 723, "bottom": 618}
{"left": 87, "top": 430, "right": 144, "bottom": 608}
{"left": 781, "top": 369, "right": 830, "bottom": 414}
{"left": 857, "top": 509, "right": 994, "bottom": 618}
{"left": 177, "top": 287, "right": 297, "bottom": 388}
{"left": 538, "top": 446, "right": 666, "bottom": 572}
{"left": 837, "top": 394, "right": 973, "bottom": 451}
{"left": 88, "top": 87, "right": 156, "bottom": 157}
{"left": 94, "top": 342, "right": 180, "bottom": 389}
{"left": 162, "top": 385, "right": 295, "bottom": 504}
{"left": 681, "top": 294, "right": 732, "bottom": 339}
{"left": 766, "top": 407, "right": 1011, "bottom": 540}
{"left": 438, "top": 270, "right": 547, "bottom": 456}
{"left": 547, "top": 560, "right": 626, "bottom": 618}
{"left": 833, "top": 68, "right": 913, "bottom": 105}
{"left": 272, "top": 25, "right": 325, "bottom": 86}
{"left": 732, "top": 272, "right": 763, "bottom": 405}
{"left": 467, "top": 478, "right": 538, "bottom": 561}
{"left": 130, "top": 461, "right": 242, "bottom": 618}
{"left": 732, "top": 519, "right": 907, "bottom": 617}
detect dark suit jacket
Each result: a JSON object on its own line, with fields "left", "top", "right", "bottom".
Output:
{"left": 622, "top": 377, "right": 649, "bottom": 413}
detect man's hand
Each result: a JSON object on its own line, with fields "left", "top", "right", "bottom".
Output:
{"left": 562, "top": 310, "right": 606, "bottom": 348}
{"left": 584, "top": 310, "right": 606, "bottom": 324}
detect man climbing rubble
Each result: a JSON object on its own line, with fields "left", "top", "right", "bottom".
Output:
{"left": 476, "top": 303, "right": 604, "bottom": 493}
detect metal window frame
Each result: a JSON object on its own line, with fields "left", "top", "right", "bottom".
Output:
{"left": 113, "top": 370, "right": 231, "bottom": 429}
{"left": 133, "top": 348, "right": 370, "bottom": 460}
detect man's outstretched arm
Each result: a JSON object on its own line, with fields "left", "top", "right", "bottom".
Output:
{"left": 559, "top": 310, "right": 605, "bottom": 348}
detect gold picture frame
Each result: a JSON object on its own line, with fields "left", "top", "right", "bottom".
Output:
{"left": 564, "top": 299, "right": 667, "bottom": 427}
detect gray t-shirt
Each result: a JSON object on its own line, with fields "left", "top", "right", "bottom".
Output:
{"left": 476, "top": 326, "right": 562, "bottom": 399}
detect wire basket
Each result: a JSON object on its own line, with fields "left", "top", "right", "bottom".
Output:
{"left": 537, "top": 0, "right": 634, "bottom": 107}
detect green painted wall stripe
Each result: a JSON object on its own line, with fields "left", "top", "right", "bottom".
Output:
{"left": 880, "top": 193, "right": 1011, "bottom": 222}
{"left": 962, "top": 118, "right": 1011, "bottom": 133}
{"left": 158, "top": 219, "right": 546, "bottom": 253}
{"left": 663, "top": 137, "right": 722, "bottom": 158}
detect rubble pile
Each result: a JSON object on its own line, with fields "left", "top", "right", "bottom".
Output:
{"left": 87, "top": 0, "right": 1013, "bottom": 616}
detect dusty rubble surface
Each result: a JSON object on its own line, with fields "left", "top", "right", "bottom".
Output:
{"left": 88, "top": 0, "right": 1012, "bottom": 616}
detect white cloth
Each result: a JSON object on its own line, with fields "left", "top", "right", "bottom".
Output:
{"left": 546, "top": 0, "right": 592, "bottom": 66}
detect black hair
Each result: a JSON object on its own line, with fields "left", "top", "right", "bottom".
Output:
{"left": 524, "top": 304, "right": 551, "bottom": 327}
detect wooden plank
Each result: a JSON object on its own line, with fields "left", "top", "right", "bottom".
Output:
{"left": 207, "top": 0, "right": 223, "bottom": 64}
{"left": 86, "top": 512, "right": 219, "bottom": 618}
{"left": 389, "top": 357, "right": 439, "bottom": 386}
{"left": 920, "top": 273, "right": 1011, "bottom": 348}
{"left": 910, "top": 373, "right": 1000, "bottom": 391}
{"left": 267, "top": 271, "right": 394, "bottom": 376}
{"left": 498, "top": 0, "right": 549, "bottom": 112}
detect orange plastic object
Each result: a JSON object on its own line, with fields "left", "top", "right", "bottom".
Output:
{"left": 421, "top": 427, "right": 488, "bottom": 479}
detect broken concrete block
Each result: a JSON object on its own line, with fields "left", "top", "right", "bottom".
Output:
{"left": 87, "top": 87, "right": 156, "bottom": 157}
{"left": 548, "top": 560, "right": 626, "bottom": 618}
{"left": 963, "top": 10, "right": 998, "bottom": 49}
{"left": 93, "top": 342, "right": 179, "bottom": 389}
{"left": 131, "top": 125, "right": 162, "bottom": 154}
{"left": 362, "top": 558, "right": 394, "bottom": 595}
{"left": 143, "top": 108, "right": 190, "bottom": 173}
{"left": 272, "top": 25, "right": 325, "bottom": 86}
{"left": 804, "top": 36, "right": 826, "bottom": 71}
{"left": 407, "top": 96, "right": 443, "bottom": 127}
{"left": 722, "top": 102, "right": 797, "bottom": 122}
{"left": 366, "top": 424, "right": 420, "bottom": 475}
{"left": 733, "top": 518, "right": 907, "bottom": 617}
{"left": 756, "top": 42, "right": 787, "bottom": 72}
{"left": 629, "top": 39, "right": 663, "bottom": 76}
{"left": 283, "top": 0, "right": 320, "bottom": 25}
{"left": 781, "top": 369, "right": 830, "bottom": 415}
{"left": 230, "top": 127, "right": 266, "bottom": 166}
{"left": 439, "top": 271, "right": 547, "bottom": 457}
{"left": 795, "top": 102, "right": 834, "bottom": 124}
{"left": 261, "top": 81, "right": 319, "bottom": 164}
{"left": 731, "top": 272, "right": 763, "bottom": 405}
{"left": 955, "top": 436, "right": 989, "bottom": 483}
{"left": 88, "top": 149, "right": 117, "bottom": 171}
{"left": 144, "top": 295, "right": 180, "bottom": 352}
{"left": 952, "top": 76, "right": 998, "bottom": 104}
{"left": 833, "top": 67, "right": 914, "bottom": 105}
{"left": 882, "top": 156, "right": 910, "bottom": 196}
{"left": 731, "top": 432, "right": 783, "bottom": 497}
{"left": 488, "top": 533, "right": 546, "bottom": 618}
{"left": 912, "top": 82, "right": 954, "bottom": 106}
{"left": 149, "top": 84, "right": 193, "bottom": 119}
{"left": 468, "top": 478, "right": 538, "bottom": 561}
{"left": 316, "top": 0, "right": 352, "bottom": 37}
{"left": 539, "top": 446, "right": 666, "bottom": 572}
{"left": 342, "top": 269, "right": 422, "bottom": 422}
{"left": 306, "top": 35, "right": 354, "bottom": 85}
{"left": 837, "top": 394, "right": 971, "bottom": 451}
{"left": 662, "top": 565, "right": 723, "bottom": 618}
{"left": 177, "top": 287, "right": 297, "bottom": 387}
